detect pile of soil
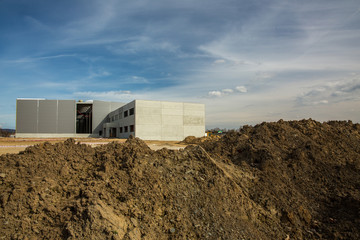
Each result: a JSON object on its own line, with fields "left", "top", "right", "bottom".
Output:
{"left": 1, "top": 119, "right": 359, "bottom": 239}
{"left": 181, "top": 135, "right": 220, "bottom": 144}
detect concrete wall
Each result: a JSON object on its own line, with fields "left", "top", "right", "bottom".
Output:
{"left": 92, "top": 100, "right": 125, "bottom": 137}
{"left": 183, "top": 103, "right": 205, "bottom": 139}
{"left": 104, "top": 100, "right": 135, "bottom": 138}
{"left": 134, "top": 100, "right": 205, "bottom": 141}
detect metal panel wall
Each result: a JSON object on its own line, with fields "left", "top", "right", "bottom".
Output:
{"left": 58, "top": 100, "right": 76, "bottom": 133}
{"left": 38, "top": 100, "right": 57, "bottom": 133}
{"left": 16, "top": 99, "right": 76, "bottom": 134}
{"left": 16, "top": 100, "right": 38, "bottom": 133}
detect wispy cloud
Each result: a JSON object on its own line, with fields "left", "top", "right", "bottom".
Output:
{"left": 296, "top": 76, "right": 360, "bottom": 106}
{"left": 3, "top": 54, "right": 77, "bottom": 64}
{"left": 73, "top": 90, "right": 134, "bottom": 102}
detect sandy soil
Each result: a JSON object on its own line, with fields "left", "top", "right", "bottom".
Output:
{"left": 0, "top": 138, "right": 187, "bottom": 155}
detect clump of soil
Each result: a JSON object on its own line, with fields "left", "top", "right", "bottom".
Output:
{"left": 1, "top": 119, "right": 360, "bottom": 239}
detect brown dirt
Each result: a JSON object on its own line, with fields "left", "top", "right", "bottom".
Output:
{"left": 1, "top": 119, "right": 359, "bottom": 239}
{"left": 0, "top": 138, "right": 184, "bottom": 155}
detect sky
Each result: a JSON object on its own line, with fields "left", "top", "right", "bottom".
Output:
{"left": 0, "top": 0, "right": 360, "bottom": 129}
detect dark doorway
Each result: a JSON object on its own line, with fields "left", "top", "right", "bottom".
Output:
{"left": 110, "top": 128, "right": 117, "bottom": 138}
{"left": 76, "top": 103, "right": 92, "bottom": 133}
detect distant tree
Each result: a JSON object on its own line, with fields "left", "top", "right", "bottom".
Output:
{"left": 0, "top": 128, "right": 11, "bottom": 137}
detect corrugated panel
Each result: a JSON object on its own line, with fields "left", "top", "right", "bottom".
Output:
{"left": 16, "top": 100, "right": 38, "bottom": 133}
{"left": 38, "top": 100, "right": 57, "bottom": 133}
{"left": 58, "top": 100, "right": 76, "bottom": 133}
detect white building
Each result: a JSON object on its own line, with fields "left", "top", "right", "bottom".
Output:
{"left": 103, "top": 100, "right": 205, "bottom": 141}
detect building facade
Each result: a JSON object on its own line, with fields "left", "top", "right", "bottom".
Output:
{"left": 102, "top": 100, "right": 205, "bottom": 140}
{"left": 16, "top": 99, "right": 205, "bottom": 140}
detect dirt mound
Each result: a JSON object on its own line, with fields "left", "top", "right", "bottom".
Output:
{"left": 181, "top": 135, "right": 220, "bottom": 144}
{"left": 1, "top": 119, "right": 360, "bottom": 239}
{"left": 200, "top": 119, "right": 360, "bottom": 239}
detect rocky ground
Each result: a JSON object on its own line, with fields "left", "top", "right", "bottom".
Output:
{"left": 1, "top": 119, "right": 359, "bottom": 239}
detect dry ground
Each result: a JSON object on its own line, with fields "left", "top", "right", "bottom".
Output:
{"left": 0, "top": 137, "right": 187, "bottom": 155}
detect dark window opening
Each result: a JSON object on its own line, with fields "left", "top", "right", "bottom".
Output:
{"left": 124, "top": 126, "right": 128, "bottom": 132}
{"left": 120, "top": 127, "right": 123, "bottom": 133}
{"left": 129, "top": 108, "right": 134, "bottom": 115}
{"left": 76, "top": 104, "right": 92, "bottom": 134}
{"left": 99, "top": 130, "right": 102, "bottom": 136}
{"left": 124, "top": 110, "right": 128, "bottom": 118}
{"left": 130, "top": 125, "right": 135, "bottom": 132}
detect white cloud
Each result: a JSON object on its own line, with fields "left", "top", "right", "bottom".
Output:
{"left": 208, "top": 91, "right": 222, "bottom": 97}
{"left": 222, "top": 88, "right": 233, "bottom": 94}
{"left": 207, "top": 86, "right": 246, "bottom": 98}
{"left": 319, "top": 100, "right": 328, "bottom": 104}
{"left": 235, "top": 86, "right": 247, "bottom": 93}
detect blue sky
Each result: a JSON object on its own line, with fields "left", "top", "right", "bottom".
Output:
{"left": 1, "top": 0, "right": 360, "bottom": 129}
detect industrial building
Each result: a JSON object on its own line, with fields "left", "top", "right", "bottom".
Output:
{"left": 16, "top": 99, "right": 205, "bottom": 140}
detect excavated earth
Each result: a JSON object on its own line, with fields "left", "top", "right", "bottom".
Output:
{"left": 1, "top": 119, "right": 359, "bottom": 239}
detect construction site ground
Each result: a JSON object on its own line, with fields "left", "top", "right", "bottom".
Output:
{"left": 1, "top": 119, "right": 359, "bottom": 239}
{"left": 0, "top": 138, "right": 187, "bottom": 155}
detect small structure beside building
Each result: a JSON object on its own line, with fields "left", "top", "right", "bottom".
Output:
{"left": 16, "top": 98, "right": 205, "bottom": 141}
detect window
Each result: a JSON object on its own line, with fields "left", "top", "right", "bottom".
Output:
{"left": 115, "top": 114, "right": 118, "bottom": 120}
{"left": 124, "top": 126, "right": 128, "bottom": 132}
{"left": 99, "top": 130, "right": 102, "bottom": 136}
{"left": 124, "top": 110, "right": 128, "bottom": 118}
{"left": 129, "top": 108, "right": 134, "bottom": 115}
{"left": 130, "top": 125, "right": 135, "bottom": 132}
{"left": 119, "top": 127, "right": 123, "bottom": 133}
{"left": 111, "top": 116, "right": 114, "bottom": 122}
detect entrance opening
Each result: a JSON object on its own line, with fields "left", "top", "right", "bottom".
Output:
{"left": 76, "top": 103, "right": 92, "bottom": 133}
{"left": 110, "top": 128, "right": 117, "bottom": 138}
